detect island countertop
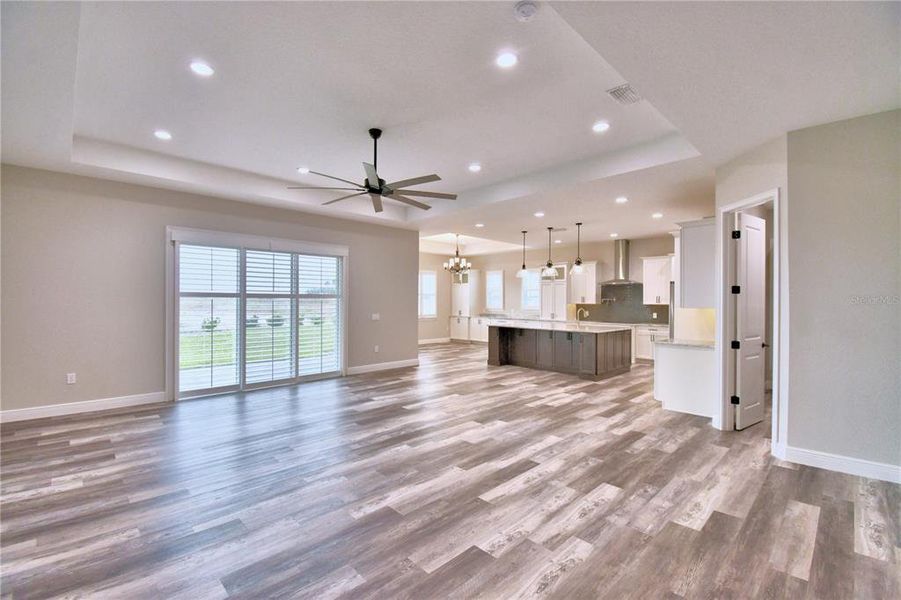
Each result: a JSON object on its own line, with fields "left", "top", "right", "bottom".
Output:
{"left": 483, "top": 318, "right": 632, "bottom": 334}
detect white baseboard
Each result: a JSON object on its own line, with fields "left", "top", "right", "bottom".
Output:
{"left": 346, "top": 358, "right": 419, "bottom": 375}
{"left": 781, "top": 445, "right": 900, "bottom": 484}
{"left": 0, "top": 391, "right": 168, "bottom": 423}
{"left": 418, "top": 337, "right": 451, "bottom": 345}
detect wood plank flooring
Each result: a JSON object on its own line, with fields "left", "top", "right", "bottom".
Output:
{"left": 1, "top": 343, "right": 898, "bottom": 599}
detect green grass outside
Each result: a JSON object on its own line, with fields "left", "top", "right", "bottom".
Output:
{"left": 180, "top": 324, "right": 337, "bottom": 369}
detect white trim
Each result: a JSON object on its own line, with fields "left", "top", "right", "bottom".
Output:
{"left": 779, "top": 446, "right": 901, "bottom": 484}
{"left": 418, "top": 337, "right": 451, "bottom": 345}
{"left": 346, "top": 358, "right": 419, "bottom": 375}
{"left": 166, "top": 226, "right": 350, "bottom": 257}
{"left": 0, "top": 392, "right": 167, "bottom": 423}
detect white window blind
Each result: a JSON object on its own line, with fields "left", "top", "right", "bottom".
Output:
{"left": 521, "top": 269, "right": 540, "bottom": 311}
{"left": 418, "top": 271, "right": 437, "bottom": 318}
{"left": 177, "top": 245, "right": 241, "bottom": 393}
{"left": 486, "top": 270, "right": 504, "bottom": 310}
{"left": 298, "top": 255, "right": 341, "bottom": 376}
{"left": 177, "top": 243, "right": 343, "bottom": 397}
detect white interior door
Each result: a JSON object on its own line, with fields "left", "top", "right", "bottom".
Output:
{"left": 540, "top": 283, "right": 554, "bottom": 320}
{"left": 735, "top": 212, "right": 766, "bottom": 429}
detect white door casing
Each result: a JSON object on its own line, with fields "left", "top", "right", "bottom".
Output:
{"left": 734, "top": 212, "right": 766, "bottom": 429}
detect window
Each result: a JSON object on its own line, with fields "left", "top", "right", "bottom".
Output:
{"left": 521, "top": 269, "right": 541, "bottom": 311}
{"left": 176, "top": 242, "right": 344, "bottom": 397}
{"left": 486, "top": 270, "right": 504, "bottom": 310}
{"left": 418, "top": 271, "right": 437, "bottom": 318}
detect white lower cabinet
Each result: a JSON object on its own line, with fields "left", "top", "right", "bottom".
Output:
{"left": 635, "top": 325, "right": 670, "bottom": 360}
{"left": 470, "top": 317, "right": 489, "bottom": 342}
{"left": 450, "top": 316, "right": 470, "bottom": 341}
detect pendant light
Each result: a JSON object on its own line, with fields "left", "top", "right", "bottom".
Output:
{"left": 541, "top": 226, "right": 557, "bottom": 278}
{"left": 443, "top": 234, "right": 471, "bottom": 275}
{"left": 570, "top": 222, "right": 584, "bottom": 275}
{"left": 516, "top": 230, "right": 529, "bottom": 278}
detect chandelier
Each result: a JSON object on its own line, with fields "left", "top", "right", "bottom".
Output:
{"left": 443, "top": 234, "right": 471, "bottom": 275}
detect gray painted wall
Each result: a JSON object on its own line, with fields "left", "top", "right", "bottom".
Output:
{"left": 785, "top": 110, "right": 900, "bottom": 466}
{"left": 1, "top": 165, "right": 419, "bottom": 411}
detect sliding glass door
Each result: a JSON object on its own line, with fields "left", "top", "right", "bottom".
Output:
{"left": 176, "top": 243, "right": 343, "bottom": 397}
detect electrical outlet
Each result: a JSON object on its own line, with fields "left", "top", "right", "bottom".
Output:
{"left": 374, "top": 345, "right": 380, "bottom": 353}
{"left": 66, "top": 373, "right": 77, "bottom": 384}
{"left": 371, "top": 313, "right": 380, "bottom": 321}
{"left": 652, "top": 312, "right": 658, "bottom": 319}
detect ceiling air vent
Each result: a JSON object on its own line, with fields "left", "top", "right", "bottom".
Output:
{"left": 607, "top": 83, "right": 641, "bottom": 105}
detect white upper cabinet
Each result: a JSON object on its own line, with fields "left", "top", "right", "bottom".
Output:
{"left": 569, "top": 261, "right": 597, "bottom": 304}
{"left": 540, "top": 280, "right": 568, "bottom": 321}
{"left": 679, "top": 218, "right": 716, "bottom": 308}
{"left": 642, "top": 256, "right": 672, "bottom": 305}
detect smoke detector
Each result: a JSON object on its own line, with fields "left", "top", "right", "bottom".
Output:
{"left": 514, "top": 1, "right": 539, "bottom": 22}
{"left": 607, "top": 83, "right": 642, "bottom": 105}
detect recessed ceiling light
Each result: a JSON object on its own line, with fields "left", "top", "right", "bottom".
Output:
{"left": 154, "top": 129, "right": 172, "bottom": 141}
{"left": 468, "top": 163, "right": 482, "bottom": 173}
{"left": 615, "top": 196, "right": 628, "bottom": 204}
{"left": 189, "top": 60, "right": 215, "bottom": 77}
{"left": 610, "top": 233, "right": 619, "bottom": 238}
{"left": 592, "top": 120, "right": 611, "bottom": 133}
{"left": 652, "top": 212, "right": 663, "bottom": 219}
{"left": 475, "top": 223, "right": 485, "bottom": 228}
{"left": 496, "top": 51, "right": 518, "bottom": 68}
{"left": 533, "top": 211, "right": 545, "bottom": 217}
{"left": 554, "top": 239, "right": 562, "bottom": 244}
{"left": 297, "top": 166, "right": 310, "bottom": 174}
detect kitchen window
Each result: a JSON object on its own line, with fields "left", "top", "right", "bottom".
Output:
{"left": 486, "top": 270, "right": 504, "bottom": 311}
{"left": 521, "top": 269, "right": 540, "bottom": 311}
{"left": 418, "top": 270, "right": 437, "bottom": 318}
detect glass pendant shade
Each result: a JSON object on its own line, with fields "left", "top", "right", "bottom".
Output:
{"left": 570, "top": 222, "right": 583, "bottom": 275}
{"left": 516, "top": 230, "right": 528, "bottom": 278}
{"left": 542, "top": 227, "right": 556, "bottom": 279}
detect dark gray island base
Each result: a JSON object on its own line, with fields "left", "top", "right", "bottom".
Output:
{"left": 487, "top": 324, "right": 631, "bottom": 380}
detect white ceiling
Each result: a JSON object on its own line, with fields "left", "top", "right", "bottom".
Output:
{"left": 3, "top": 2, "right": 897, "bottom": 242}
{"left": 420, "top": 233, "right": 523, "bottom": 257}
{"left": 552, "top": 1, "right": 901, "bottom": 167}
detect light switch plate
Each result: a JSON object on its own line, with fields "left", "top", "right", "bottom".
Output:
{"left": 371, "top": 313, "right": 380, "bottom": 321}
{"left": 66, "top": 373, "right": 76, "bottom": 384}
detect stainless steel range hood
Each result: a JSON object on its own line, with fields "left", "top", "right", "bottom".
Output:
{"left": 601, "top": 239, "right": 638, "bottom": 286}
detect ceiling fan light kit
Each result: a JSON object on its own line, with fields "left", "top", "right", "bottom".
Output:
{"left": 287, "top": 128, "right": 457, "bottom": 214}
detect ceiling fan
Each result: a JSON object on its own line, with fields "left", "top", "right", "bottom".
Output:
{"left": 287, "top": 128, "right": 457, "bottom": 213}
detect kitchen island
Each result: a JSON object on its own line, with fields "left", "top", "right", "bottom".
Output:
{"left": 486, "top": 319, "right": 632, "bottom": 380}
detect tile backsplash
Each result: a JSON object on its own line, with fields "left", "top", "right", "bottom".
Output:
{"left": 576, "top": 283, "right": 669, "bottom": 324}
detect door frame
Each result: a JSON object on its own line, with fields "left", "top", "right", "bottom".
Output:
{"left": 714, "top": 188, "right": 788, "bottom": 458}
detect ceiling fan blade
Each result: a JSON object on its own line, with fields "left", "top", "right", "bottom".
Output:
{"left": 363, "top": 162, "right": 380, "bottom": 187}
{"left": 391, "top": 194, "right": 432, "bottom": 210}
{"left": 309, "top": 170, "right": 363, "bottom": 188}
{"left": 287, "top": 186, "right": 364, "bottom": 191}
{"left": 322, "top": 192, "right": 367, "bottom": 205}
{"left": 369, "top": 193, "right": 384, "bottom": 213}
{"left": 392, "top": 189, "right": 457, "bottom": 200}
{"left": 386, "top": 174, "right": 441, "bottom": 188}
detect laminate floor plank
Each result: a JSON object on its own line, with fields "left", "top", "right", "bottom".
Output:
{"left": 1, "top": 343, "right": 896, "bottom": 599}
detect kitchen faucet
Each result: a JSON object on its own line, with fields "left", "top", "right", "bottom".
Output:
{"left": 576, "top": 307, "right": 590, "bottom": 321}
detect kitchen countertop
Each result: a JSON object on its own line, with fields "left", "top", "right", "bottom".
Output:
{"left": 484, "top": 318, "right": 631, "bottom": 334}
{"left": 654, "top": 338, "right": 715, "bottom": 349}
